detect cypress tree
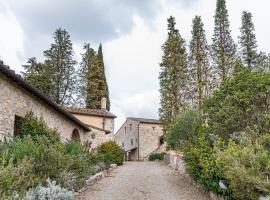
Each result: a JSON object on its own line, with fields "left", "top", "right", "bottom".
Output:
{"left": 159, "top": 16, "right": 189, "bottom": 130}
{"left": 86, "top": 53, "right": 107, "bottom": 109}
{"left": 189, "top": 16, "right": 214, "bottom": 109}
{"left": 212, "top": 0, "right": 236, "bottom": 81}
{"left": 97, "top": 44, "right": 111, "bottom": 110}
{"left": 43, "top": 28, "right": 77, "bottom": 105}
{"left": 239, "top": 11, "right": 258, "bottom": 70}
{"left": 77, "top": 43, "right": 96, "bottom": 107}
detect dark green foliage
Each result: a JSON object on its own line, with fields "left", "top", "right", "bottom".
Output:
{"left": 97, "top": 44, "right": 111, "bottom": 110}
{"left": 183, "top": 126, "right": 227, "bottom": 196}
{"left": 159, "top": 16, "right": 189, "bottom": 131}
{"left": 239, "top": 11, "right": 258, "bottom": 69}
{"left": 216, "top": 133, "right": 270, "bottom": 200}
{"left": 189, "top": 16, "right": 214, "bottom": 108}
{"left": 19, "top": 113, "right": 60, "bottom": 143}
{"left": 148, "top": 153, "right": 165, "bottom": 161}
{"left": 97, "top": 141, "right": 124, "bottom": 166}
{"left": 23, "top": 28, "right": 77, "bottom": 105}
{"left": 0, "top": 114, "right": 115, "bottom": 198}
{"left": 212, "top": 0, "right": 236, "bottom": 81}
{"left": 166, "top": 108, "right": 202, "bottom": 150}
{"left": 203, "top": 69, "right": 270, "bottom": 140}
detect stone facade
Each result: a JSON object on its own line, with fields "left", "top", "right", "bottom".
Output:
{"left": 115, "top": 117, "right": 165, "bottom": 161}
{"left": 66, "top": 107, "right": 116, "bottom": 149}
{"left": 0, "top": 73, "right": 88, "bottom": 141}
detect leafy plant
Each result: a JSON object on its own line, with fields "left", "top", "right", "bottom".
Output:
{"left": 166, "top": 108, "right": 202, "bottom": 150}
{"left": 148, "top": 153, "right": 165, "bottom": 161}
{"left": 97, "top": 141, "right": 124, "bottom": 166}
{"left": 24, "top": 178, "right": 74, "bottom": 200}
{"left": 203, "top": 69, "right": 270, "bottom": 140}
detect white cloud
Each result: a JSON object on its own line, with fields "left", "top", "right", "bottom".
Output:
{"left": 0, "top": 2, "right": 24, "bottom": 72}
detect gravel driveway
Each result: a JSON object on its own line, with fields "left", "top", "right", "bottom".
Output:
{"left": 77, "top": 161, "right": 209, "bottom": 200}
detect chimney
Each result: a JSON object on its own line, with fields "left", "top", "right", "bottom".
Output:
{"left": 101, "top": 97, "right": 107, "bottom": 110}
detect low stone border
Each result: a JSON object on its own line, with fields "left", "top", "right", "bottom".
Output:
{"left": 75, "top": 164, "right": 117, "bottom": 196}
{"left": 164, "top": 151, "right": 224, "bottom": 200}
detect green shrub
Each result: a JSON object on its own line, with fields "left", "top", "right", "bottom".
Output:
{"left": 166, "top": 108, "right": 202, "bottom": 150}
{"left": 19, "top": 113, "right": 61, "bottom": 143}
{"left": 148, "top": 153, "right": 165, "bottom": 161}
{"left": 97, "top": 141, "right": 124, "bottom": 166}
{"left": 0, "top": 158, "right": 37, "bottom": 198}
{"left": 203, "top": 69, "right": 270, "bottom": 140}
{"left": 0, "top": 114, "right": 107, "bottom": 198}
{"left": 216, "top": 133, "right": 270, "bottom": 200}
{"left": 183, "top": 125, "right": 227, "bottom": 196}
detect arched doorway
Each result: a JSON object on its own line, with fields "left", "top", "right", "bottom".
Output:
{"left": 71, "top": 128, "right": 80, "bottom": 142}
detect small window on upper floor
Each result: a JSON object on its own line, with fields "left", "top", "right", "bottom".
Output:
{"left": 124, "top": 127, "right": 127, "bottom": 134}
{"left": 130, "top": 124, "right": 132, "bottom": 131}
{"left": 159, "top": 136, "right": 164, "bottom": 146}
{"left": 14, "top": 115, "right": 24, "bottom": 137}
{"left": 122, "top": 142, "right": 124, "bottom": 147}
{"left": 152, "top": 126, "right": 155, "bottom": 131}
{"left": 131, "top": 138, "right": 134, "bottom": 146}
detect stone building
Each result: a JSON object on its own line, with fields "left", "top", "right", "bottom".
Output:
{"left": 115, "top": 117, "right": 165, "bottom": 161}
{"left": 0, "top": 63, "right": 116, "bottom": 148}
{"left": 0, "top": 63, "right": 90, "bottom": 142}
{"left": 65, "top": 100, "right": 116, "bottom": 148}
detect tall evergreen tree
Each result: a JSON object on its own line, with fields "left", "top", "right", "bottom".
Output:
{"left": 189, "top": 16, "right": 213, "bottom": 109}
{"left": 159, "top": 16, "right": 189, "bottom": 130}
{"left": 86, "top": 53, "right": 107, "bottom": 109}
{"left": 212, "top": 0, "right": 236, "bottom": 81}
{"left": 239, "top": 11, "right": 258, "bottom": 69}
{"left": 97, "top": 44, "right": 110, "bottom": 110}
{"left": 23, "top": 28, "right": 76, "bottom": 105}
{"left": 43, "top": 28, "right": 77, "bottom": 105}
{"left": 77, "top": 43, "right": 96, "bottom": 107}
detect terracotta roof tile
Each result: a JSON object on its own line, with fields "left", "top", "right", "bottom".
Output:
{"left": 65, "top": 107, "right": 116, "bottom": 118}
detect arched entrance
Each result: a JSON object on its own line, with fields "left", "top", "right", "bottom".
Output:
{"left": 71, "top": 128, "right": 80, "bottom": 142}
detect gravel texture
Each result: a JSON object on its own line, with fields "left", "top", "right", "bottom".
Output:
{"left": 77, "top": 161, "right": 209, "bottom": 200}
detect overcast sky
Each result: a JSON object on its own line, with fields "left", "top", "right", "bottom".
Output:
{"left": 0, "top": 0, "right": 269, "bottom": 131}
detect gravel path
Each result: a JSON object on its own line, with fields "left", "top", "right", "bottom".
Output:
{"left": 77, "top": 161, "right": 209, "bottom": 200}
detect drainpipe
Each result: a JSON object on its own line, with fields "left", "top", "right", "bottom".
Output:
{"left": 137, "top": 122, "right": 140, "bottom": 161}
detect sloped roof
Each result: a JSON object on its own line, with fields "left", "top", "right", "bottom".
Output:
{"left": 88, "top": 124, "right": 111, "bottom": 134}
{"left": 66, "top": 107, "right": 117, "bottom": 118}
{"left": 0, "top": 62, "right": 90, "bottom": 131}
{"left": 127, "top": 117, "right": 161, "bottom": 124}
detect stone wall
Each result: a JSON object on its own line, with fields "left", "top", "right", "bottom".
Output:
{"left": 0, "top": 74, "right": 86, "bottom": 141}
{"left": 72, "top": 114, "right": 114, "bottom": 134}
{"left": 114, "top": 119, "right": 139, "bottom": 152}
{"left": 138, "top": 123, "right": 164, "bottom": 160}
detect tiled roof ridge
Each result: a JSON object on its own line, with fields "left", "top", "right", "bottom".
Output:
{"left": 65, "top": 106, "right": 117, "bottom": 118}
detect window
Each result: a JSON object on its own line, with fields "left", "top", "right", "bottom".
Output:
{"left": 14, "top": 115, "right": 24, "bottom": 137}
{"left": 71, "top": 128, "right": 80, "bottom": 142}
{"left": 129, "top": 124, "right": 132, "bottom": 131}
{"left": 152, "top": 126, "right": 155, "bottom": 131}
{"left": 159, "top": 136, "right": 164, "bottom": 146}
{"left": 131, "top": 138, "right": 133, "bottom": 146}
{"left": 122, "top": 142, "right": 124, "bottom": 147}
{"left": 124, "top": 127, "right": 127, "bottom": 134}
